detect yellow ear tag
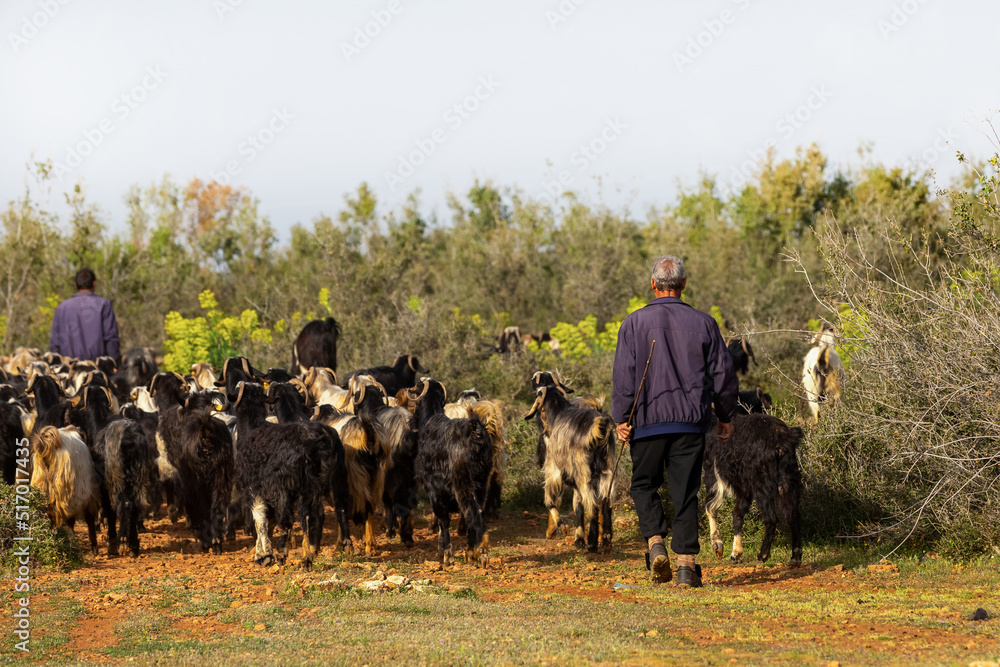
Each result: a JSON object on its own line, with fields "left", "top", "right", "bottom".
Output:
{"left": 263, "top": 382, "right": 270, "bottom": 391}
{"left": 215, "top": 404, "right": 225, "bottom": 411}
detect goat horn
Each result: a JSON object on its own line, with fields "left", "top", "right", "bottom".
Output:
{"left": 102, "top": 386, "right": 113, "bottom": 407}
{"left": 357, "top": 383, "right": 367, "bottom": 405}
{"left": 241, "top": 358, "right": 250, "bottom": 376}
{"left": 291, "top": 378, "right": 307, "bottom": 397}
{"left": 416, "top": 381, "right": 430, "bottom": 401}
{"left": 172, "top": 372, "right": 185, "bottom": 383}
{"left": 234, "top": 381, "right": 246, "bottom": 407}
{"left": 440, "top": 381, "right": 447, "bottom": 402}
{"left": 408, "top": 356, "right": 417, "bottom": 372}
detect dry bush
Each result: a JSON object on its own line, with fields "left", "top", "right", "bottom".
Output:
{"left": 789, "top": 163, "right": 1000, "bottom": 557}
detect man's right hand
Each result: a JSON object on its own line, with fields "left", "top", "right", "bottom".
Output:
{"left": 717, "top": 421, "right": 733, "bottom": 441}
{"left": 615, "top": 422, "right": 632, "bottom": 444}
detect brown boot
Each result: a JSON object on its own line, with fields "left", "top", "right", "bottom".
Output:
{"left": 646, "top": 542, "right": 672, "bottom": 583}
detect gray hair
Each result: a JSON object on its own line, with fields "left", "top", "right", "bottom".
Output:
{"left": 651, "top": 255, "right": 685, "bottom": 291}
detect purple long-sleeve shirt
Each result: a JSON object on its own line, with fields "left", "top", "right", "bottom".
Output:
{"left": 612, "top": 296, "right": 738, "bottom": 437}
{"left": 49, "top": 291, "right": 121, "bottom": 362}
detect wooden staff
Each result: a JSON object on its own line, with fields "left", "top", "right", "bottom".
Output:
{"left": 611, "top": 339, "right": 655, "bottom": 480}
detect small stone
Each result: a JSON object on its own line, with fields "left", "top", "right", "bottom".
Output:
{"left": 387, "top": 575, "right": 407, "bottom": 586}
{"left": 359, "top": 580, "right": 387, "bottom": 592}
{"left": 373, "top": 570, "right": 386, "bottom": 581}
{"left": 646, "top": 629, "right": 660, "bottom": 638}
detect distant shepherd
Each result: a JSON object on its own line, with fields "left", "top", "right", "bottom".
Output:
{"left": 49, "top": 268, "right": 121, "bottom": 363}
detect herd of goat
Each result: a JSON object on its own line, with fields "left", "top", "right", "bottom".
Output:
{"left": 0, "top": 317, "right": 835, "bottom": 571}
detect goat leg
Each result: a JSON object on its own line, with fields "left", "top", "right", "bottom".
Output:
{"left": 84, "top": 509, "right": 99, "bottom": 556}
{"left": 572, "top": 490, "right": 587, "bottom": 548}
{"left": 730, "top": 495, "right": 752, "bottom": 563}
{"left": 600, "top": 500, "right": 614, "bottom": 552}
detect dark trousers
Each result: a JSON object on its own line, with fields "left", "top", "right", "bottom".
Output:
{"left": 629, "top": 432, "right": 705, "bottom": 555}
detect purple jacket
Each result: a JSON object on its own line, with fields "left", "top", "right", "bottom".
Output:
{"left": 49, "top": 292, "right": 121, "bottom": 362}
{"left": 612, "top": 296, "right": 737, "bottom": 436}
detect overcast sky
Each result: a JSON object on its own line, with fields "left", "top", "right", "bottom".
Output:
{"left": 2, "top": 0, "right": 998, "bottom": 236}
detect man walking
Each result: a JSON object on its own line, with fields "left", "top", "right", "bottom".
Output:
{"left": 612, "top": 255, "right": 737, "bottom": 587}
{"left": 49, "top": 268, "right": 121, "bottom": 363}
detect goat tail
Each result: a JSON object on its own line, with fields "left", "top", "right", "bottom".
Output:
{"left": 705, "top": 461, "right": 731, "bottom": 519}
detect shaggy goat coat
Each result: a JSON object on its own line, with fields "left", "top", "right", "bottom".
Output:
{"left": 412, "top": 379, "right": 493, "bottom": 566}
{"left": 524, "top": 385, "right": 616, "bottom": 552}
{"left": 92, "top": 419, "right": 151, "bottom": 557}
{"left": 703, "top": 414, "right": 803, "bottom": 566}
{"left": 30, "top": 425, "right": 100, "bottom": 553}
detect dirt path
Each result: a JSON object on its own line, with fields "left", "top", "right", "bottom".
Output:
{"left": 12, "top": 508, "right": 1000, "bottom": 665}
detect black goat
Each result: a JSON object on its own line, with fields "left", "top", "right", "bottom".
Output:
{"left": 495, "top": 326, "right": 522, "bottom": 353}
{"left": 266, "top": 379, "right": 311, "bottom": 423}
{"left": 523, "top": 385, "right": 615, "bottom": 552}
{"left": 92, "top": 419, "right": 150, "bottom": 557}
{"left": 736, "top": 387, "right": 773, "bottom": 415}
{"left": 412, "top": 378, "right": 492, "bottom": 566}
{"left": 703, "top": 414, "right": 803, "bottom": 567}
{"left": 1, "top": 402, "right": 26, "bottom": 484}
{"left": 120, "top": 347, "right": 158, "bottom": 391}
{"left": 231, "top": 381, "right": 353, "bottom": 565}
{"left": 150, "top": 372, "right": 233, "bottom": 553}
{"left": 340, "top": 355, "right": 428, "bottom": 396}
{"left": 26, "top": 373, "right": 69, "bottom": 430}
{"left": 214, "top": 356, "right": 264, "bottom": 398}
{"left": 727, "top": 338, "right": 757, "bottom": 376}
{"left": 120, "top": 404, "right": 163, "bottom": 522}
{"left": 291, "top": 317, "right": 341, "bottom": 375}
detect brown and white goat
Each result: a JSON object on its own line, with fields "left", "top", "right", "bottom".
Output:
{"left": 802, "top": 323, "right": 844, "bottom": 424}
{"left": 523, "top": 385, "right": 615, "bottom": 552}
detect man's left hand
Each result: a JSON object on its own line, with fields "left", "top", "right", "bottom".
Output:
{"left": 616, "top": 422, "right": 632, "bottom": 444}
